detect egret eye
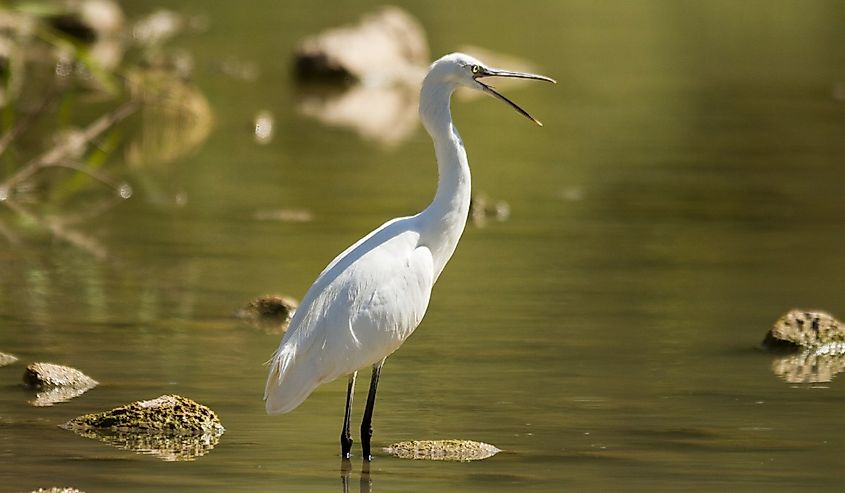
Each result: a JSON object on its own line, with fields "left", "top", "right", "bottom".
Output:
{"left": 470, "top": 65, "right": 481, "bottom": 74}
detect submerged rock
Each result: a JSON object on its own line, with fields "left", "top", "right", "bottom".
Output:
{"left": 764, "top": 310, "right": 845, "bottom": 383}
{"left": 237, "top": 295, "right": 298, "bottom": 332}
{"left": 62, "top": 394, "right": 225, "bottom": 461}
{"left": 0, "top": 351, "right": 18, "bottom": 367}
{"left": 23, "top": 362, "right": 98, "bottom": 406}
{"left": 384, "top": 439, "right": 501, "bottom": 461}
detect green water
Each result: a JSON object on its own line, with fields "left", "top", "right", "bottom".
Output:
{"left": 2, "top": 1, "right": 845, "bottom": 491}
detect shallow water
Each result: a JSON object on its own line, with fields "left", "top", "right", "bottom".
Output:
{"left": 2, "top": 1, "right": 845, "bottom": 491}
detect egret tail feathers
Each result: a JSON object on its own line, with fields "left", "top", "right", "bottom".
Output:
{"left": 264, "top": 345, "right": 321, "bottom": 414}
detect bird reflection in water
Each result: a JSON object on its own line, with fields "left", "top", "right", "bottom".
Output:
{"left": 340, "top": 459, "right": 372, "bottom": 493}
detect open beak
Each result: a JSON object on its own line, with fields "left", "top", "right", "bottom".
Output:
{"left": 474, "top": 68, "right": 556, "bottom": 126}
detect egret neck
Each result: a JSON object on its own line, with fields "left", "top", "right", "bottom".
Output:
{"left": 418, "top": 77, "right": 471, "bottom": 282}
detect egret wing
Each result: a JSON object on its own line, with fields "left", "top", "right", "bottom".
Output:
{"left": 265, "top": 217, "right": 435, "bottom": 414}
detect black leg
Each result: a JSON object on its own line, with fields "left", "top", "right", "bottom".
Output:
{"left": 360, "top": 359, "right": 385, "bottom": 461}
{"left": 340, "top": 371, "right": 357, "bottom": 459}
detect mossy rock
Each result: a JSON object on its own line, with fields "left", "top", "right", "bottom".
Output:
{"left": 762, "top": 310, "right": 845, "bottom": 351}
{"left": 384, "top": 440, "right": 501, "bottom": 461}
{"left": 0, "top": 351, "right": 18, "bottom": 367}
{"left": 62, "top": 394, "right": 224, "bottom": 461}
{"left": 63, "top": 394, "right": 223, "bottom": 435}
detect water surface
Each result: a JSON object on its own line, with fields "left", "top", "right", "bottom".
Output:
{"left": 2, "top": 1, "right": 845, "bottom": 491}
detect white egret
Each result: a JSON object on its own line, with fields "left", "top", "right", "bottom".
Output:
{"left": 264, "top": 52, "right": 554, "bottom": 460}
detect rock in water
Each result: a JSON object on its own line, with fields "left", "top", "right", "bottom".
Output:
{"left": 293, "top": 6, "right": 428, "bottom": 83}
{"left": 763, "top": 310, "right": 845, "bottom": 383}
{"left": 0, "top": 352, "right": 18, "bottom": 367}
{"left": 30, "top": 488, "right": 86, "bottom": 493}
{"left": 23, "top": 362, "right": 98, "bottom": 388}
{"left": 63, "top": 394, "right": 223, "bottom": 434}
{"left": 61, "top": 394, "right": 225, "bottom": 461}
{"left": 23, "top": 363, "right": 98, "bottom": 406}
{"left": 236, "top": 294, "right": 298, "bottom": 332}
{"left": 384, "top": 440, "right": 501, "bottom": 461}
{"left": 762, "top": 309, "right": 845, "bottom": 350}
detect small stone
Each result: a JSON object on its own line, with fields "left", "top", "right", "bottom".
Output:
{"left": 0, "top": 351, "right": 18, "bottom": 367}
{"left": 23, "top": 363, "right": 98, "bottom": 406}
{"left": 384, "top": 439, "right": 501, "bottom": 461}
{"left": 253, "top": 110, "right": 274, "bottom": 144}
{"left": 470, "top": 193, "right": 510, "bottom": 227}
{"left": 31, "top": 488, "right": 86, "bottom": 493}
{"left": 764, "top": 311, "right": 845, "bottom": 383}
{"left": 62, "top": 394, "right": 225, "bottom": 461}
{"left": 237, "top": 295, "right": 298, "bottom": 332}
{"left": 762, "top": 309, "right": 845, "bottom": 351}
{"left": 23, "top": 362, "right": 98, "bottom": 389}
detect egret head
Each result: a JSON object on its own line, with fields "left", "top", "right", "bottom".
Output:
{"left": 426, "top": 53, "right": 556, "bottom": 125}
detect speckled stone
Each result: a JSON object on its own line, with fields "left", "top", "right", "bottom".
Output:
{"left": 763, "top": 310, "right": 845, "bottom": 350}
{"left": 30, "top": 488, "right": 85, "bottom": 493}
{"left": 384, "top": 439, "right": 501, "bottom": 461}
{"left": 764, "top": 311, "right": 845, "bottom": 383}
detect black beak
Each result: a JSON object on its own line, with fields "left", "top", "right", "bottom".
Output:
{"left": 474, "top": 68, "right": 556, "bottom": 126}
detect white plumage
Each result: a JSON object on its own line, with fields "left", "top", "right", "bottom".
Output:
{"left": 263, "top": 52, "right": 553, "bottom": 459}
{"left": 264, "top": 220, "right": 435, "bottom": 413}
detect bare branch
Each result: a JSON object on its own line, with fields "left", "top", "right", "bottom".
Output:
{"left": 0, "top": 90, "right": 62, "bottom": 158}
{"left": 45, "top": 161, "right": 132, "bottom": 197}
{"left": 2, "top": 198, "right": 108, "bottom": 259}
{"left": 1, "top": 99, "right": 141, "bottom": 192}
